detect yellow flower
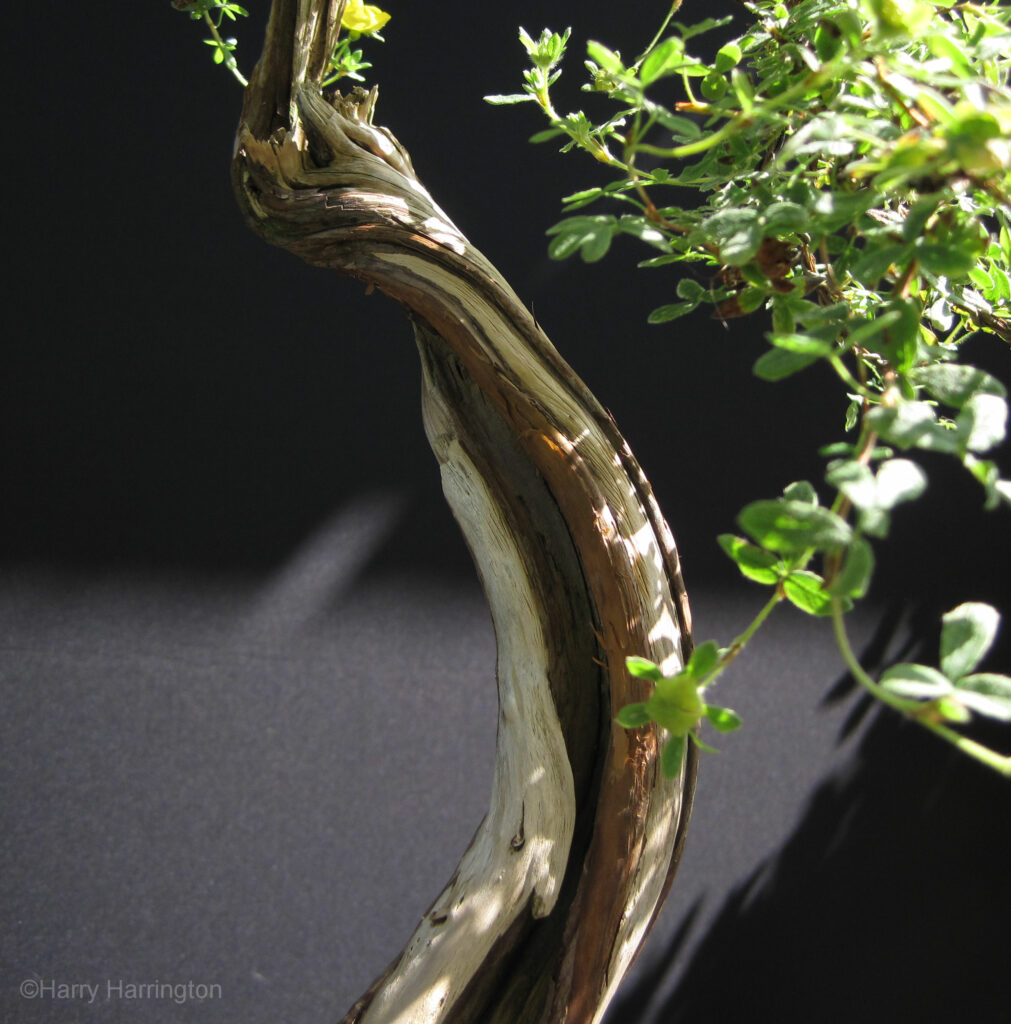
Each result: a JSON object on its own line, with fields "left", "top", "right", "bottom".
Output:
{"left": 341, "top": 0, "right": 391, "bottom": 35}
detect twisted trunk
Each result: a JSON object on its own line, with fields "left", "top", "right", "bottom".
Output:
{"left": 231, "top": 3, "right": 698, "bottom": 1021}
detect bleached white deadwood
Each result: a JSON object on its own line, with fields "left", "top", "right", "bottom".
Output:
{"left": 230, "top": 2, "right": 698, "bottom": 1021}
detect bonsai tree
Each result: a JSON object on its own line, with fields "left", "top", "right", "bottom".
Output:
{"left": 170, "top": 0, "right": 1010, "bottom": 1021}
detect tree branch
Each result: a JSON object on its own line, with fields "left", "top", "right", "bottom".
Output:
{"left": 230, "top": 4, "right": 698, "bottom": 1021}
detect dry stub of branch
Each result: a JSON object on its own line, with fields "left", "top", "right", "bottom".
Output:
{"left": 229, "top": 3, "right": 698, "bottom": 1021}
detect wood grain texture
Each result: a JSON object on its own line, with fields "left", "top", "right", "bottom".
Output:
{"left": 230, "top": 3, "right": 698, "bottom": 1021}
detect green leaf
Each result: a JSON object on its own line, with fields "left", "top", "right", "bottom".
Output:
{"left": 676, "top": 62, "right": 711, "bottom": 79}
{"left": 547, "top": 233, "right": 583, "bottom": 261}
{"left": 826, "top": 537, "right": 875, "bottom": 599}
{"left": 654, "top": 110, "right": 702, "bottom": 138}
{"left": 881, "top": 297, "right": 921, "bottom": 373}
{"left": 762, "top": 201, "right": 810, "bottom": 235}
{"left": 580, "top": 225, "right": 617, "bottom": 262}
{"left": 529, "top": 126, "right": 566, "bottom": 142}
{"left": 957, "top": 673, "right": 1011, "bottom": 698}
{"left": 964, "top": 456, "right": 1011, "bottom": 510}
{"left": 811, "top": 189, "right": 878, "bottom": 231}
{"left": 676, "top": 277, "right": 706, "bottom": 302}
{"left": 704, "top": 703, "right": 742, "bottom": 732}
{"left": 826, "top": 460, "right": 876, "bottom": 511}
{"left": 940, "top": 602, "right": 1001, "bottom": 680}
{"left": 640, "top": 36, "right": 686, "bottom": 85}
{"left": 639, "top": 254, "right": 684, "bottom": 269}
{"left": 753, "top": 347, "right": 822, "bottom": 381}
{"left": 672, "top": 14, "right": 734, "bottom": 41}
{"left": 866, "top": 402, "right": 960, "bottom": 453}
{"left": 955, "top": 393, "right": 1007, "bottom": 453}
{"left": 731, "top": 67, "right": 755, "bottom": 109}
{"left": 546, "top": 215, "right": 618, "bottom": 263}
{"left": 626, "top": 655, "right": 663, "bottom": 682}
{"left": 737, "top": 286, "right": 767, "bottom": 314}
{"left": 880, "top": 662, "right": 953, "bottom": 699}
{"left": 781, "top": 113, "right": 858, "bottom": 160}
{"left": 768, "top": 332, "right": 834, "bottom": 356}
{"left": 520, "top": 26, "right": 570, "bottom": 68}
{"left": 718, "top": 534, "right": 782, "bottom": 584}
{"left": 648, "top": 301, "right": 697, "bottom": 323}
{"left": 874, "top": 458, "right": 927, "bottom": 508}
{"left": 925, "top": 33, "right": 971, "bottom": 75}
{"left": 685, "top": 640, "right": 720, "bottom": 680}
{"left": 701, "top": 208, "right": 763, "bottom": 266}
{"left": 914, "top": 243, "right": 978, "bottom": 277}
{"left": 845, "top": 310, "right": 904, "bottom": 349}
{"left": 783, "top": 481, "right": 817, "bottom": 505}
{"left": 616, "top": 702, "right": 654, "bottom": 728}
{"left": 987, "top": 265, "right": 1011, "bottom": 302}
{"left": 913, "top": 364, "right": 1006, "bottom": 408}
{"left": 587, "top": 40, "right": 624, "bottom": 73}
{"left": 772, "top": 299, "right": 796, "bottom": 335}
{"left": 561, "top": 187, "right": 604, "bottom": 210}
{"left": 783, "top": 570, "right": 837, "bottom": 616}
{"left": 954, "top": 674, "right": 1011, "bottom": 721}
{"left": 738, "top": 499, "right": 853, "bottom": 555}
{"left": 831, "top": 463, "right": 892, "bottom": 537}
{"left": 901, "top": 194, "right": 940, "bottom": 242}
{"left": 204, "top": 37, "right": 236, "bottom": 62}
{"left": 714, "top": 42, "right": 743, "bottom": 73}
{"left": 926, "top": 295, "right": 954, "bottom": 332}
{"left": 484, "top": 93, "right": 534, "bottom": 105}
{"left": 660, "top": 733, "right": 687, "bottom": 778}
{"left": 618, "top": 216, "right": 672, "bottom": 252}
{"left": 968, "top": 266, "right": 994, "bottom": 292}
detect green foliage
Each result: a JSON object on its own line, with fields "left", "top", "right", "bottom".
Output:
{"left": 323, "top": 39, "right": 378, "bottom": 86}
{"left": 172, "top": 0, "right": 392, "bottom": 87}
{"left": 323, "top": 2, "right": 393, "bottom": 86}
{"left": 172, "top": 1, "right": 250, "bottom": 86}
{"left": 738, "top": 495, "right": 853, "bottom": 554}
{"left": 619, "top": 650, "right": 742, "bottom": 779}
{"left": 940, "top": 601, "right": 1001, "bottom": 680}
{"left": 492, "top": 0, "right": 1011, "bottom": 776}
{"left": 877, "top": 602, "right": 1011, "bottom": 724}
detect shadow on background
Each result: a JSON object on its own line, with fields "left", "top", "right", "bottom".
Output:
{"left": 610, "top": 664, "right": 1011, "bottom": 1024}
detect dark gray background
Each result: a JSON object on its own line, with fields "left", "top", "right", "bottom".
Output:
{"left": 3, "top": 2, "right": 1010, "bottom": 1022}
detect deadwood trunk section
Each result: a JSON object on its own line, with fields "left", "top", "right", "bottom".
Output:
{"left": 231, "top": 3, "right": 698, "bottom": 1021}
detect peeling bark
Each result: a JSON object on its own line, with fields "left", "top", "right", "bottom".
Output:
{"left": 230, "top": 3, "right": 698, "bottom": 1021}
